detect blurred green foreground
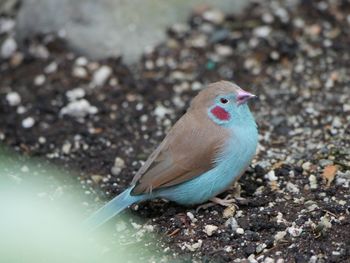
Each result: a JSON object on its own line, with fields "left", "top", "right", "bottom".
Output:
{"left": 0, "top": 147, "right": 161, "bottom": 263}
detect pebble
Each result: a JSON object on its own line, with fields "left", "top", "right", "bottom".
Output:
{"left": 22, "top": 117, "right": 35, "bottom": 129}
{"left": 253, "top": 26, "right": 271, "bottom": 38}
{"left": 256, "top": 243, "right": 267, "bottom": 253}
{"left": 186, "top": 212, "right": 197, "bottom": 223}
{"left": 72, "top": 67, "right": 88, "bottom": 78}
{"left": 184, "top": 240, "right": 202, "bottom": 251}
{"left": 34, "top": 75, "right": 46, "bottom": 86}
{"left": 223, "top": 205, "right": 236, "bottom": 218}
{"left": 265, "top": 170, "right": 278, "bottom": 181}
{"left": 111, "top": 157, "right": 125, "bottom": 176}
{"left": 286, "top": 182, "right": 299, "bottom": 194}
{"left": 309, "top": 174, "right": 318, "bottom": 189}
{"left": 66, "top": 88, "right": 86, "bottom": 101}
{"left": 287, "top": 225, "right": 303, "bottom": 237}
{"left": 236, "top": 228, "right": 244, "bottom": 235}
{"left": 274, "top": 231, "right": 287, "bottom": 242}
{"left": 204, "top": 224, "right": 218, "bottom": 236}
{"left": 6, "top": 91, "right": 21, "bottom": 106}
{"left": 154, "top": 104, "right": 172, "bottom": 119}
{"left": 215, "top": 45, "right": 233, "bottom": 57}
{"left": 225, "top": 217, "right": 239, "bottom": 231}
{"left": 319, "top": 159, "right": 333, "bottom": 167}
{"left": 59, "top": 99, "right": 98, "bottom": 118}
{"left": 1, "top": 37, "right": 17, "bottom": 58}
{"left": 92, "top": 65, "right": 112, "bottom": 86}
{"left": 202, "top": 9, "right": 225, "bottom": 24}
{"left": 302, "top": 162, "right": 312, "bottom": 171}
{"left": 44, "top": 62, "right": 58, "bottom": 74}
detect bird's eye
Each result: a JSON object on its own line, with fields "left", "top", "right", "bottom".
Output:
{"left": 220, "top": 98, "right": 229, "bottom": 104}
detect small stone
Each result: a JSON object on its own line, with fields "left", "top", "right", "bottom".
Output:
{"left": 6, "top": 91, "right": 21, "bottom": 106}
{"left": 91, "top": 175, "right": 103, "bottom": 184}
{"left": 62, "top": 142, "right": 72, "bottom": 154}
{"left": 236, "top": 228, "right": 244, "bottom": 235}
{"left": 60, "top": 99, "right": 98, "bottom": 118}
{"left": 111, "top": 157, "right": 125, "bottom": 176}
{"left": 44, "top": 62, "right": 58, "bottom": 74}
{"left": 256, "top": 243, "right": 267, "bottom": 253}
{"left": 343, "top": 104, "right": 350, "bottom": 112}
{"left": 264, "top": 257, "right": 275, "bottom": 263}
{"left": 309, "top": 174, "right": 318, "bottom": 189}
{"left": 66, "top": 88, "right": 86, "bottom": 101}
{"left": 203, "top": 9, "right": 225, "bottom": 24}
{"left": 223, "top": 205, "right": 236, "bottom": 218}
{"left": 287, "top": 224, "right": 302, "bottom": 237}
{"left": 319, "top": 159, "right": 333, "bottom": 167}
{"left": 1, "top": 37, "right": 17, "bottom": 58}
{"left": 204, "top": 224, "right": 218, "bottom": 236}
{"left": 72, "top": 67, "right": 88, "bottom": 78}
{"left": 92, "top": 65, "right": 112, "bottom": 86}
{"left": 34, "top": 75, "right": 45, "bottom": 86}
{"left": 185, "top": 240, "right": 202, "bottom": 251}
{"left": 332, "top": 117, "right": 342, "bottom": 128}
{"left": 190, "top": 34, "right": 207, "bottom": 48}
{"left": 302, "top": 162, "right": 312, "bottom": 171}
{"left": 75, "top": 56, "right": 88, "bottom": 66}
{"left": 154, "top": 104, "right": 172, "bottom": 119}
{"left": 286, "top": 182, "right": 299, "bottom": 194}
{"left": 186, "top": 212, "right": 197, "bottom": 223}
{"left": 253, "top": 26, "right": 271, "bottom": 38}
{"left": 215, "top": 45, "right": 233, "bottom": 57}
{"left": 22, "top": 117, "right": 35, "bottom": 129}
{"left": 274, "top": 231, "right": 287, "bottom": 242}
{"left": 265, "top": 170, "right": 278, "bottom": 181}
{"left": 225, "top": 217, "right": 239, "bottom": 231}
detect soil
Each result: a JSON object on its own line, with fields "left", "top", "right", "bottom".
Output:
{"left": 0, "top": 0, "right": 349, "bottom": 262}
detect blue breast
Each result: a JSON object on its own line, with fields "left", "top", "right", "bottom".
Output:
{"left": 155, "top": 123, "right": 258, "bottom": 205}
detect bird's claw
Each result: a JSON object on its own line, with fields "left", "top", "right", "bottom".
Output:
{"left": 196, "top": 195, "right": 240, "bottom": 212}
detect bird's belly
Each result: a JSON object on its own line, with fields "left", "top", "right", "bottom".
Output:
{"left": 156, "top": 128, "right": 257, "bottom": 205}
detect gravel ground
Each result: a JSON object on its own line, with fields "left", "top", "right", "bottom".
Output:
{"left": 1, "top": 1, "right": 350, "bottom": 262}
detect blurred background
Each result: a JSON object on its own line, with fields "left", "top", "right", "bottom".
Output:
{"left": 0, "top": 0, "right": 349, "bottom": 262}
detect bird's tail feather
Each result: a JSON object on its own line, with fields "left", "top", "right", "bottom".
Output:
{"left": 83, "top": 187, "right": 141, "bottom": 230}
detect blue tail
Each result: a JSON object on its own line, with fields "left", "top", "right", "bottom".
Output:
{"left": 83, "top": 187, "right": 142, "bottom": 230}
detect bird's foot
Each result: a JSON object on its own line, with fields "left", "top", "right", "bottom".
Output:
{"left": 196, "top": 195, "right": 239, "bottom": 212}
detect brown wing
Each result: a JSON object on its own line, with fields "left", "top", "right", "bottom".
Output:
{"left": 131, "top": 109, "right": 230, "bottom": 195}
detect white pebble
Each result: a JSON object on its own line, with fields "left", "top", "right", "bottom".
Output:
{"left": 236, "top": 228, "right": 244, "bottom": 234}
{"left": 287, "top": 224, "right": 302, "bottom": 237}
{"left": 72, "top": 67, "right": 88, "bottom": 78}
{"left": 66, "top": 88, "right": 86, "bottom": 101}
{"left": 1, "top": 37, "right": 17, "bottom": 58}
{"left": 154, "top": 104, "right": 172, "bottom": 119}
{"left": 265, "top": 170, "right": 278, "bottom": 181}
{"left": 6, "top": 91, "right": 21, "bottom": 106}
{"left": 34, "top": 75, "right": 45, "bottom": 86}
{"left": 92, "top": 65, "right": 112, "bottom": 86}
{"left": 253, "top": 26, "right": 271, "bottom": 38}
{"left": 60, "top": 99, "right": 98, "bottom": 118}
{"left": 309, "top": 174, "right": 318, "bottom": 189}
{"left": 22, "top": 117, "right": 35, "bottom": 128}
{"left": 204, "top": 224, "right": 218, "bottom": 236}
{"left": 203, "top": 9, "right": 224, "bottom": 24}
{"left": 286, "top": 182, "right": 299, "bottom": 194}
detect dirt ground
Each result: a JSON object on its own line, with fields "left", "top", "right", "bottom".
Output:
{"left": 0, "top": 0, "right": 349, "bottom": 262}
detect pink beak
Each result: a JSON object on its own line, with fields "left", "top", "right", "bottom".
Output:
{"left": 236, "top": 90, "right": 256, "bottom": 105}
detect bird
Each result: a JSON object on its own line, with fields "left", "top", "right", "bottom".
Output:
{"left": 84, "top": 80, "right": 258, "bottom": 229}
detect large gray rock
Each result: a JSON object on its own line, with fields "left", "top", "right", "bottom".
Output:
{"left": 15, "top": 0, "right": 249, "bottom": 63}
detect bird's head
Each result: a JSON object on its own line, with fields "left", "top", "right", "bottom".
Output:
{"left": 190, "top": 81, "right": 256, "bottom": 127}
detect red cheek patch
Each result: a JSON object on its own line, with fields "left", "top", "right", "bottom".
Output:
{"left": 211, "top": 106, "right": 230, "bottom": 121}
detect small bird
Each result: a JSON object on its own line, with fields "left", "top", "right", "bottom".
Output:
{"left": 85, "top": 81, "right": 258, "bottom": 229}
